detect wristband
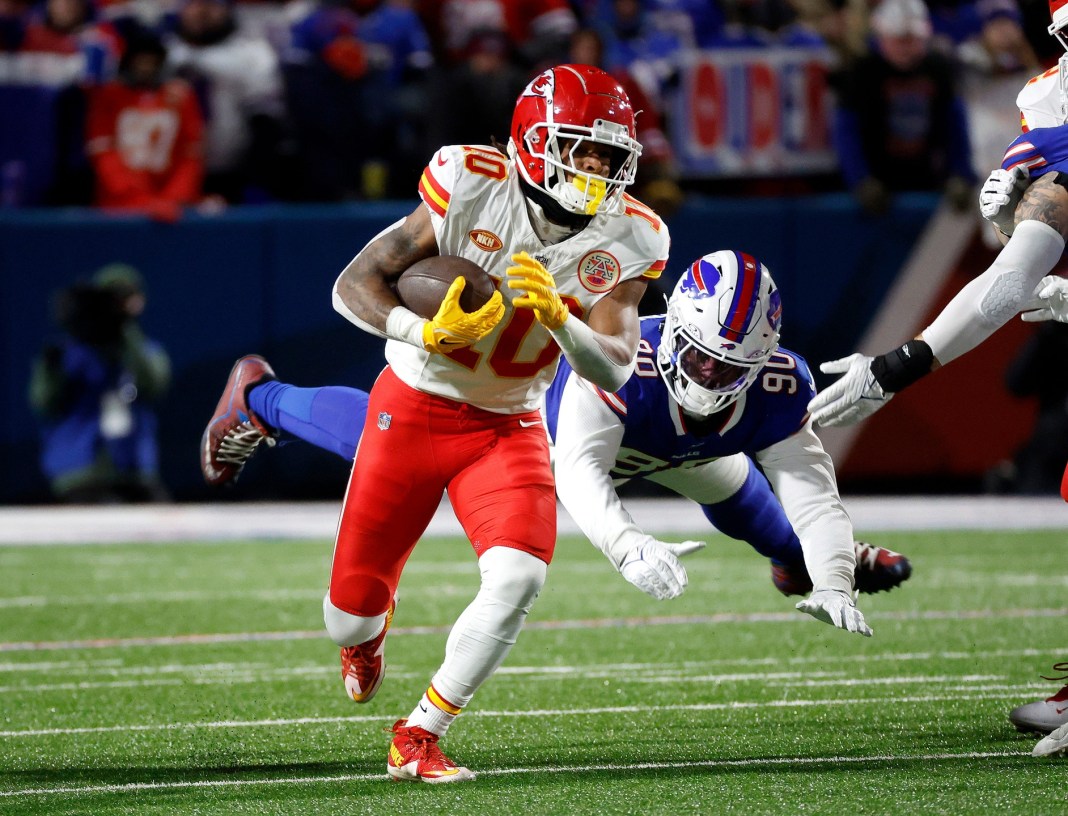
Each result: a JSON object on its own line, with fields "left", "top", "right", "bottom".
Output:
{"left": 870, "top": 339, "right": 934, "bottom": 393}
{"left": 385, "top": 306, "right": 427, "bottom": 349}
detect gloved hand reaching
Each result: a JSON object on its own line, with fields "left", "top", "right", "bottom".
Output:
{"left": 1020, "top": 275, "right": 1068, "bottom": 323}
{"left": 619, "top": 537, "right": 706, "bottom": 600}
{"left": 796, "top": 588, "right": 873, "bottom": 636}
{"left": 807, "top": 353, "right": 893, "bottom": 427}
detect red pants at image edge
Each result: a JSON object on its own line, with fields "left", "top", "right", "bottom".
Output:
{"left": 1061, "top": 460, "right": 1068, "bottom": 502}
{"left": 329, "top": 367, "right": 557, "bottom": 617}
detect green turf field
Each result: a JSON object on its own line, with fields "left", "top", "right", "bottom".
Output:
{"left": 1, "top": 527, "right": 1066, "bottom": 814}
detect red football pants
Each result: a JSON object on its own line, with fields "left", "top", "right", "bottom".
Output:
{"left": 1061, "top": 460, "right": 1068, "bottom": 502}
{"left": 329, "top": 367, "right": 557, "bottom": 617}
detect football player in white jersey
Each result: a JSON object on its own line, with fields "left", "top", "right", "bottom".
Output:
{"left": 253, "top": 64, "right": 666, "bottom": 782}
{"left": 807, "top": 0, "right": 1068, "bottom": 757}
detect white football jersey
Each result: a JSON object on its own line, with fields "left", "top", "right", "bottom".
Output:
{"left": 386, "top": 144, "right": 671, "bottom": 414}
{"left": 1017, "top": 60, "right": 1068, "bottom": 130}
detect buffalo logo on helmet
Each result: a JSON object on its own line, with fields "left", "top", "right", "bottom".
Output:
{"left": 766, "top": 289, "right": 783, "bottom": 330}
{"left": 678, "top": 257, "right": 721, "bottom": 300}
{"left": 577, "top": 250, "right": 621, "bottom": 293}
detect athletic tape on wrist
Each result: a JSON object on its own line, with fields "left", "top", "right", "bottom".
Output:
{"left": 870, "top": 339, "right": 934, "bottom": 393}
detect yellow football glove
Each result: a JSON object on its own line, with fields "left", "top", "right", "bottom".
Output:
{"left": 422, "top": 276, "right": 504, "bottom": 354}
{"left": 507, "top": 252, "right": 569, "bottom": 330}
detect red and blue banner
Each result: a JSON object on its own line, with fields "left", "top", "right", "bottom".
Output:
{"left": 672, "top": 47, "right": 837, "bottom": 177}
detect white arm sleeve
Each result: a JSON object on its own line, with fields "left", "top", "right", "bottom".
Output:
{"left": 923, "top": 219, "right": 1065, "bottom": 364}
{"left": 754, "top": 420, "right": 855, "bottom": 593}
{"left": 550, "top": 317, "right": 636, "bottom": 392}
{"left": 332, "top": 217, "right": 411, "bottom": 340}
{"left": 552, "top": 374, "right": 644, "bottom": 568}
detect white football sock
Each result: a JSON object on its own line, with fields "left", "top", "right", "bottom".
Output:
{"left": 405, "top": 546, "right": 546, "bottom": 736}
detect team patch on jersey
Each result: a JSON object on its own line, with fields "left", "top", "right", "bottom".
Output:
{"left": 577, "top": 250, "right": 622, "bottom": 293}
{"left": 468, "top": 229, "right": 503, "bottom": 252}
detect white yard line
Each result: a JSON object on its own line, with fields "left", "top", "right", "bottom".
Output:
{"left": 0, "top": 694, "right": 1038, "bottom": 740}
{"left": 0, "top": 671, "right": 1026, "bottom": 697}
{"left": 0, "top": 750, "right": 1031, "bottom": 798}
{"left": 0, "top": 496, "right": 1065, "bottom": 545}
{"left": 2, "top": 606, "right": 1065, "bottom": 653}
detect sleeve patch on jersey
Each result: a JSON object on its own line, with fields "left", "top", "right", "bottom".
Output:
{"left": 418, "top": 169, "right": 450, "bottom": 217}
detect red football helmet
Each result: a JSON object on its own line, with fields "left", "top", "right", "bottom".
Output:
{"left": 509, "top": 64, "right": 642, "bottom": 216}
{"left": 1052, "top": 0, "right": 1068, "bottom": 47}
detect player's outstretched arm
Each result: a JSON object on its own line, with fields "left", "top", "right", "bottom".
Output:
{"left": 811, "top": 173, "right": 1068, "bottom": 427}
{"left": 332, "top": 203, "right": 439, "bottom": 342}
{"left": 552, "top": 374, "right": 705, "bottom": 599}
{"left": 507, "top": 252, "right": 645, "bottom": 391}
{"left": 755, "top": 421, "right": 856, "bottom": 593}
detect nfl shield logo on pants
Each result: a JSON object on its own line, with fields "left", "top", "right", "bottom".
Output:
{"left": 377, "top": 412, "right": 392, "bottom": 431}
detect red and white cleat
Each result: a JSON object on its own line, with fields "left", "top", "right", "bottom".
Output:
{"left": 340, "top": 598, "right": 396, "bottom": 703}
{"left": 387, "top": 719, "right": 475, "bottom": 783}
{"left": 1010, "top": 663, "right": 1068, "bottom": 736}
{"left": 851, "top": 541, "right": 912, "bottom": 593}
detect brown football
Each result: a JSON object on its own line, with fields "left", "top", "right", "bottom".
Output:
{"left": 395, "top": 255, "right": 496, "bottom": 319}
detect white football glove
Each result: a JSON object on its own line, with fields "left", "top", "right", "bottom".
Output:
{"left": 796, "top": 588, "right": 873, "bottom": 637}
{"left": 978, "top": 165, "right": 1028, "bottom": 236}
{"left": 1020, "top": 276, "right": 1068, "bottom": 323}
{"left": 618, "top": 538, "right": 706, "bottom": 600}
{"left": 807, "top": 353, "right": 892, "bottom": 427}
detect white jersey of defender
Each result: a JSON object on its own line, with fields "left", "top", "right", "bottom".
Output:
{"left": 1017, "top": 59, "right": 1068, "bottom": 130}
{"left": 385, "top": 144, "right": 670, "bottom": 414}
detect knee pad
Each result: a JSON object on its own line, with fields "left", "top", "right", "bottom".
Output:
{"left": 478, "top": 546, "right": 547, "bottom": 614}
{"left": 323, "top": 591, "right": 389, "bottom": 647}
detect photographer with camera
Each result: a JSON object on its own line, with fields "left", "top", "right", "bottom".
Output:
{"left": 29, "top": 264, "right": 172, "bottom": 503}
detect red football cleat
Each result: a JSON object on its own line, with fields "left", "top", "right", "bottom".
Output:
{"left": 772, "top": 542, "right": 912, "bottom": 596}
{"left": 340, "top": 598, "right": 396, "bottom": 703}
{"left": 200, "top": 355, "right": 276, "bottom": 486}
{"left": 386, "top": 719, "right": 475, "bottom": 783}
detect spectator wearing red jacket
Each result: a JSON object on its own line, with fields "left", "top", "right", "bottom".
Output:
{"left": 86, "top": 33, "right": 205, "bottom": 222}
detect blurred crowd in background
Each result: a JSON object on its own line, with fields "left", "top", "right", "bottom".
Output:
{"left": 10, "top": 0, "right": 1068, "bottom": 503}
{"left": 0, "top": 0, "right": 1061, "bottom": 220}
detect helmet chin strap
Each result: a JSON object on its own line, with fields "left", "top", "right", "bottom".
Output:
{"left": 518, "top": 178, "right": 593, "bottom": 234}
